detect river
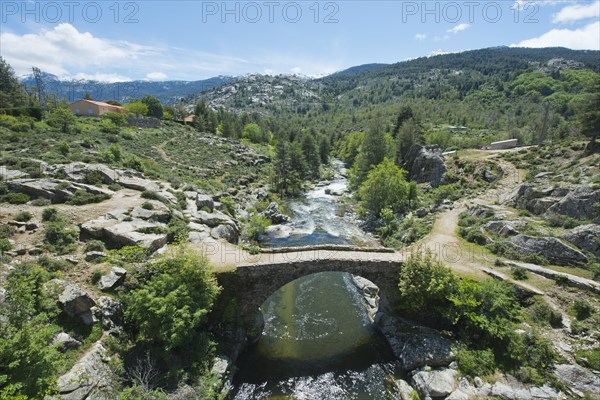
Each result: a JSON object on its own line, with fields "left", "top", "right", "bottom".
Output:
{"left": 228, "top": 162, "right": 401, "bottom": 399}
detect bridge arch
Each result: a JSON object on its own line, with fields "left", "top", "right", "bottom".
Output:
{"left": 233, "top": 259, "right": 402, "bottom": 330}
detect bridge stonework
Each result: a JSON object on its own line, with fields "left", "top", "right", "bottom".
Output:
{"left": 233, "top": 258, "right": 402, "bottom": 319}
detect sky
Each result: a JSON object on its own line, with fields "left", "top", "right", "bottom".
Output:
{"left": 1, "top": 0, "right": 599, "bottom": 82}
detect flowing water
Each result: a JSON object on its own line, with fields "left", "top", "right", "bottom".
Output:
{"left": 260, "top": 160, "right": 378, "bottom": 248}
{"left": 229, "top": 272, "right": 400, "bottom": 399}
{"left": 230, "top": 163, "right": 400, "bottom": 399}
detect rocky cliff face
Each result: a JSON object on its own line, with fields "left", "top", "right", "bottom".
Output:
{"left": 403, "top": 144, "right": 447, "bottom": 188}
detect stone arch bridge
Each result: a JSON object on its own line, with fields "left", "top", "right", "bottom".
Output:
{"left": 210, "top": 246, "right": 404, "bottom": 324}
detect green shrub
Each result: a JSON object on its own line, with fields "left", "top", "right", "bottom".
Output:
{"left": 107, "top": 183, "right": 122, "bottom": 191}
{"left": 573, "top": 299, "right": 593, "bottom": 321}
{"left": 84, "top": 170, "right": 104, "bottom": 185}
{"left": 91, "top": 268, "right": 104, "bottom": 284}
{"left": 42, "top": 207, "right": 59, "bottom": 222}
{"left": 511, "top": 266, "right": 529, "bottom": 280}
{"left": 220, "top": 196, "right": 237, "bottom": 218}
{"left": 14, "top": 211, "right": 32, "bottom": 222}
{"left": 459, "top": 226, "right": 487, "bottom": 245}
{"left": 141, "top": 201, "right": 154, "bottom": 210}
{"left": 456, "top": 346, "right": 497, "bottom": 377}
{"left": 0, "top": 237, "right": 12, "bottom": 252}
{"left": 43, "top": 221, "right": 78, "bottom": 254}
{"left": 37, "top": 256, "right": 69, "bottom": 272}
{"left": 166, "top": 217, "right": 190, "bottom": 243}
{"left": 242, "top": 214, "right": 271, "bottom": 242}
{"left": 124, "top": 246, "right": 220, "bottom": 350}
{"left": 529, "top": 299, "right": 563, "bottom": 328}
{"left": 84, "top": 240, "right": 106, "bottom": 253}
{"left": 5, "top": 192, "right": 30, "bottom": 204}
{"left": 65, "top": 190, "right": 110, "bottom": 205}
{"left": 575, "top": 347, "right": 600, "bottom": 370}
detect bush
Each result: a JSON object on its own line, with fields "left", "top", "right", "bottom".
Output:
{"left": 141, "top": 201, "right": 154, "bottom": 210}
{"left": 84, "top": 170, "right": 104, "bottom": 185}
{"left": 511, "top": 266, "right": 529, "bottom": 280}
{"left": 65, "top": 190, "right": 110, "bottom": 205}
{"left": 14, "top": 211, "right": 32, "bottom": 222}
{"left": 575, "top": 347, "right": 600, "bottom": 370}
{"left": 124, "top": 246, "right": 220, "bottom": 350}
{"left": 242, "top": 214, "right": 271, "bottom": 242}
{"left": 37, "top": 256, "right": 69, "bottom": 272}
{"left": 44, "top": 221, "right": 78, "bottom": 254}
{"left": 529, "top": 300, "right": 563, "bottom": 328}
{"left": 5, "top": 192, "right": 30, "bottom": 204}
{"left": 456, "top": 346, "right": 497, "bottom": 377}
{"left": 166, "top": 217, "right": 190, "bottom": 243}
{"left": 42, "top": 207, "right": 60, "bottom": 222}
{"left": 573, "top": 299, "right": 593, "bottom": 321}
{"left": 85, "top": 240, "right": 106, "bottom": 253}
{"left": 397, "top": 252, "right": 457, "bottom": 327}
{"left": 91, "top": 268, "right": 104, "bottom": 284}
{"left": 0, "top": 237, "right": 12, "bottom": 252}
{"left": 459, "top": 226, "right": 487, "bottom": 245}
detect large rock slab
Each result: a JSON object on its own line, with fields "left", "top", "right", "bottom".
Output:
{"left": 194, "top": 210, "right": 235, "bottom": 228}
{"left": 547, "top": 185, "right": 600, "bottom": 221}
{"left": 211, "top": 224, "right": 239, "bottom": 244}
{"left": 554, "top": 364, "right": 600, "bottom": 396}
{"left": 196, "top": 194, "right": 215, "bottom": 212}
{"left": 563, "top": 224, "right": 600, "bottom": 259}
{"left": 411, "top": 367, "right": 458, "bottom": 398}
{"left": 7, "top": 179, "right": 113, "bottom": 203}
{"left": 82, "top": 216, "right": 168, "bottom": 252}
{"left": 48, "top": 279, "right": 96, "bottom": 319}
{"left": 98, "top": 267, "right": 127, "bottom": 291}
{"left": 117, "top": 176, "right": 160, "bottom": 192}
{"left": 376, "top": 314, "right": 454, "bottom": 371}
{"left": 505, "top": 235, "right": 588, "bottom": 266}
{"left": 52, "top": 342, "right": 118, "bottom": 400}
{"left": 263, "top": 202, "right": 289, "bottom": 223}
{"left": 404, "top": 144, "right": 446, "bottom": 187}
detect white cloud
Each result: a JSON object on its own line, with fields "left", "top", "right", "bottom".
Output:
{"left": 512, "top": 20, "right": 600, "bottom": 50}
{"left": 290, "top": 67, "right": 303, "bottom": 74}
{"left": 448, "top": 23, "right": 471, "bottom": 34}
{"left": 146, "top": 72, "right": 168, "bottom": 81}
{"left": 0, "top": 23, "right": 247, "bottom": 81}
{"left": 552, "top": 2, "right": 600, "bottom": 23}
{"left": 415, "top": 33, "right": 427, "bottom": 40}
{"left": 0, "top": 23, "right": 157, "bottom": 78}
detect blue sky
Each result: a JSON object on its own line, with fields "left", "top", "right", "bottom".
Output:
{"left": 1, "top": 0, "right": 598, "bottom": 81}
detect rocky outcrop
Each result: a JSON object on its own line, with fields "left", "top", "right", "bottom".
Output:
{"left": 352, "top": 275, "right": 380, "bottom": 322}
{"left": 263, "top": 202, "right": 289, "bottom": 223}
{"left": 98, "top": 267, "right": 127, "bottom": 291}
{"left": 411, "top": 367, "right": 458, "bottom": 398}
{"left": 563, "top": 224, "right": 600, "bottom": 259}
{"left": 500, "top": 184, "right": 569, "bottom": 215}
{"left": 196, "top": 194, "right": 215, "bottom": 212}
{"left": 81, "top": 215, "right": 168, "bottom": 252}
{"left": 94, "top": 296, "right": 123, "bottom": 332}
{"left": 505, "top": 235, "right": 588, "bottom": 266}
{"left": 52, "top": 342, "right": 118, "bottom": 400}
{"left": 47, "top": 279, "right": 96, "bottom": 323}
{"left": 376, "top": 314, "right": 454, "bottom": 371}
{"left": 547, "top": 185, "right": 600, "bottom": 221}
{"left": 211, "top": 224, "right": 239, "bottom": 244}
{"left": 554, "top": 364, "right": 600, "bottom": 396}
{"left": 403, "top": 144, "right": 446, "bottom": 187}
{"left": 484, "top": 220, "right": 523, "bottom": 238}
{"left": 52, "top": 332, "right": 82, "bottom": 352}
{"left": 7, "top": 179, "right": 113, "bottom": 203}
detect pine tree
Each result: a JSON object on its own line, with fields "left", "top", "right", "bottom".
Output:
{"left": 301, "top": 134, "right": 321, "bottom": 179}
